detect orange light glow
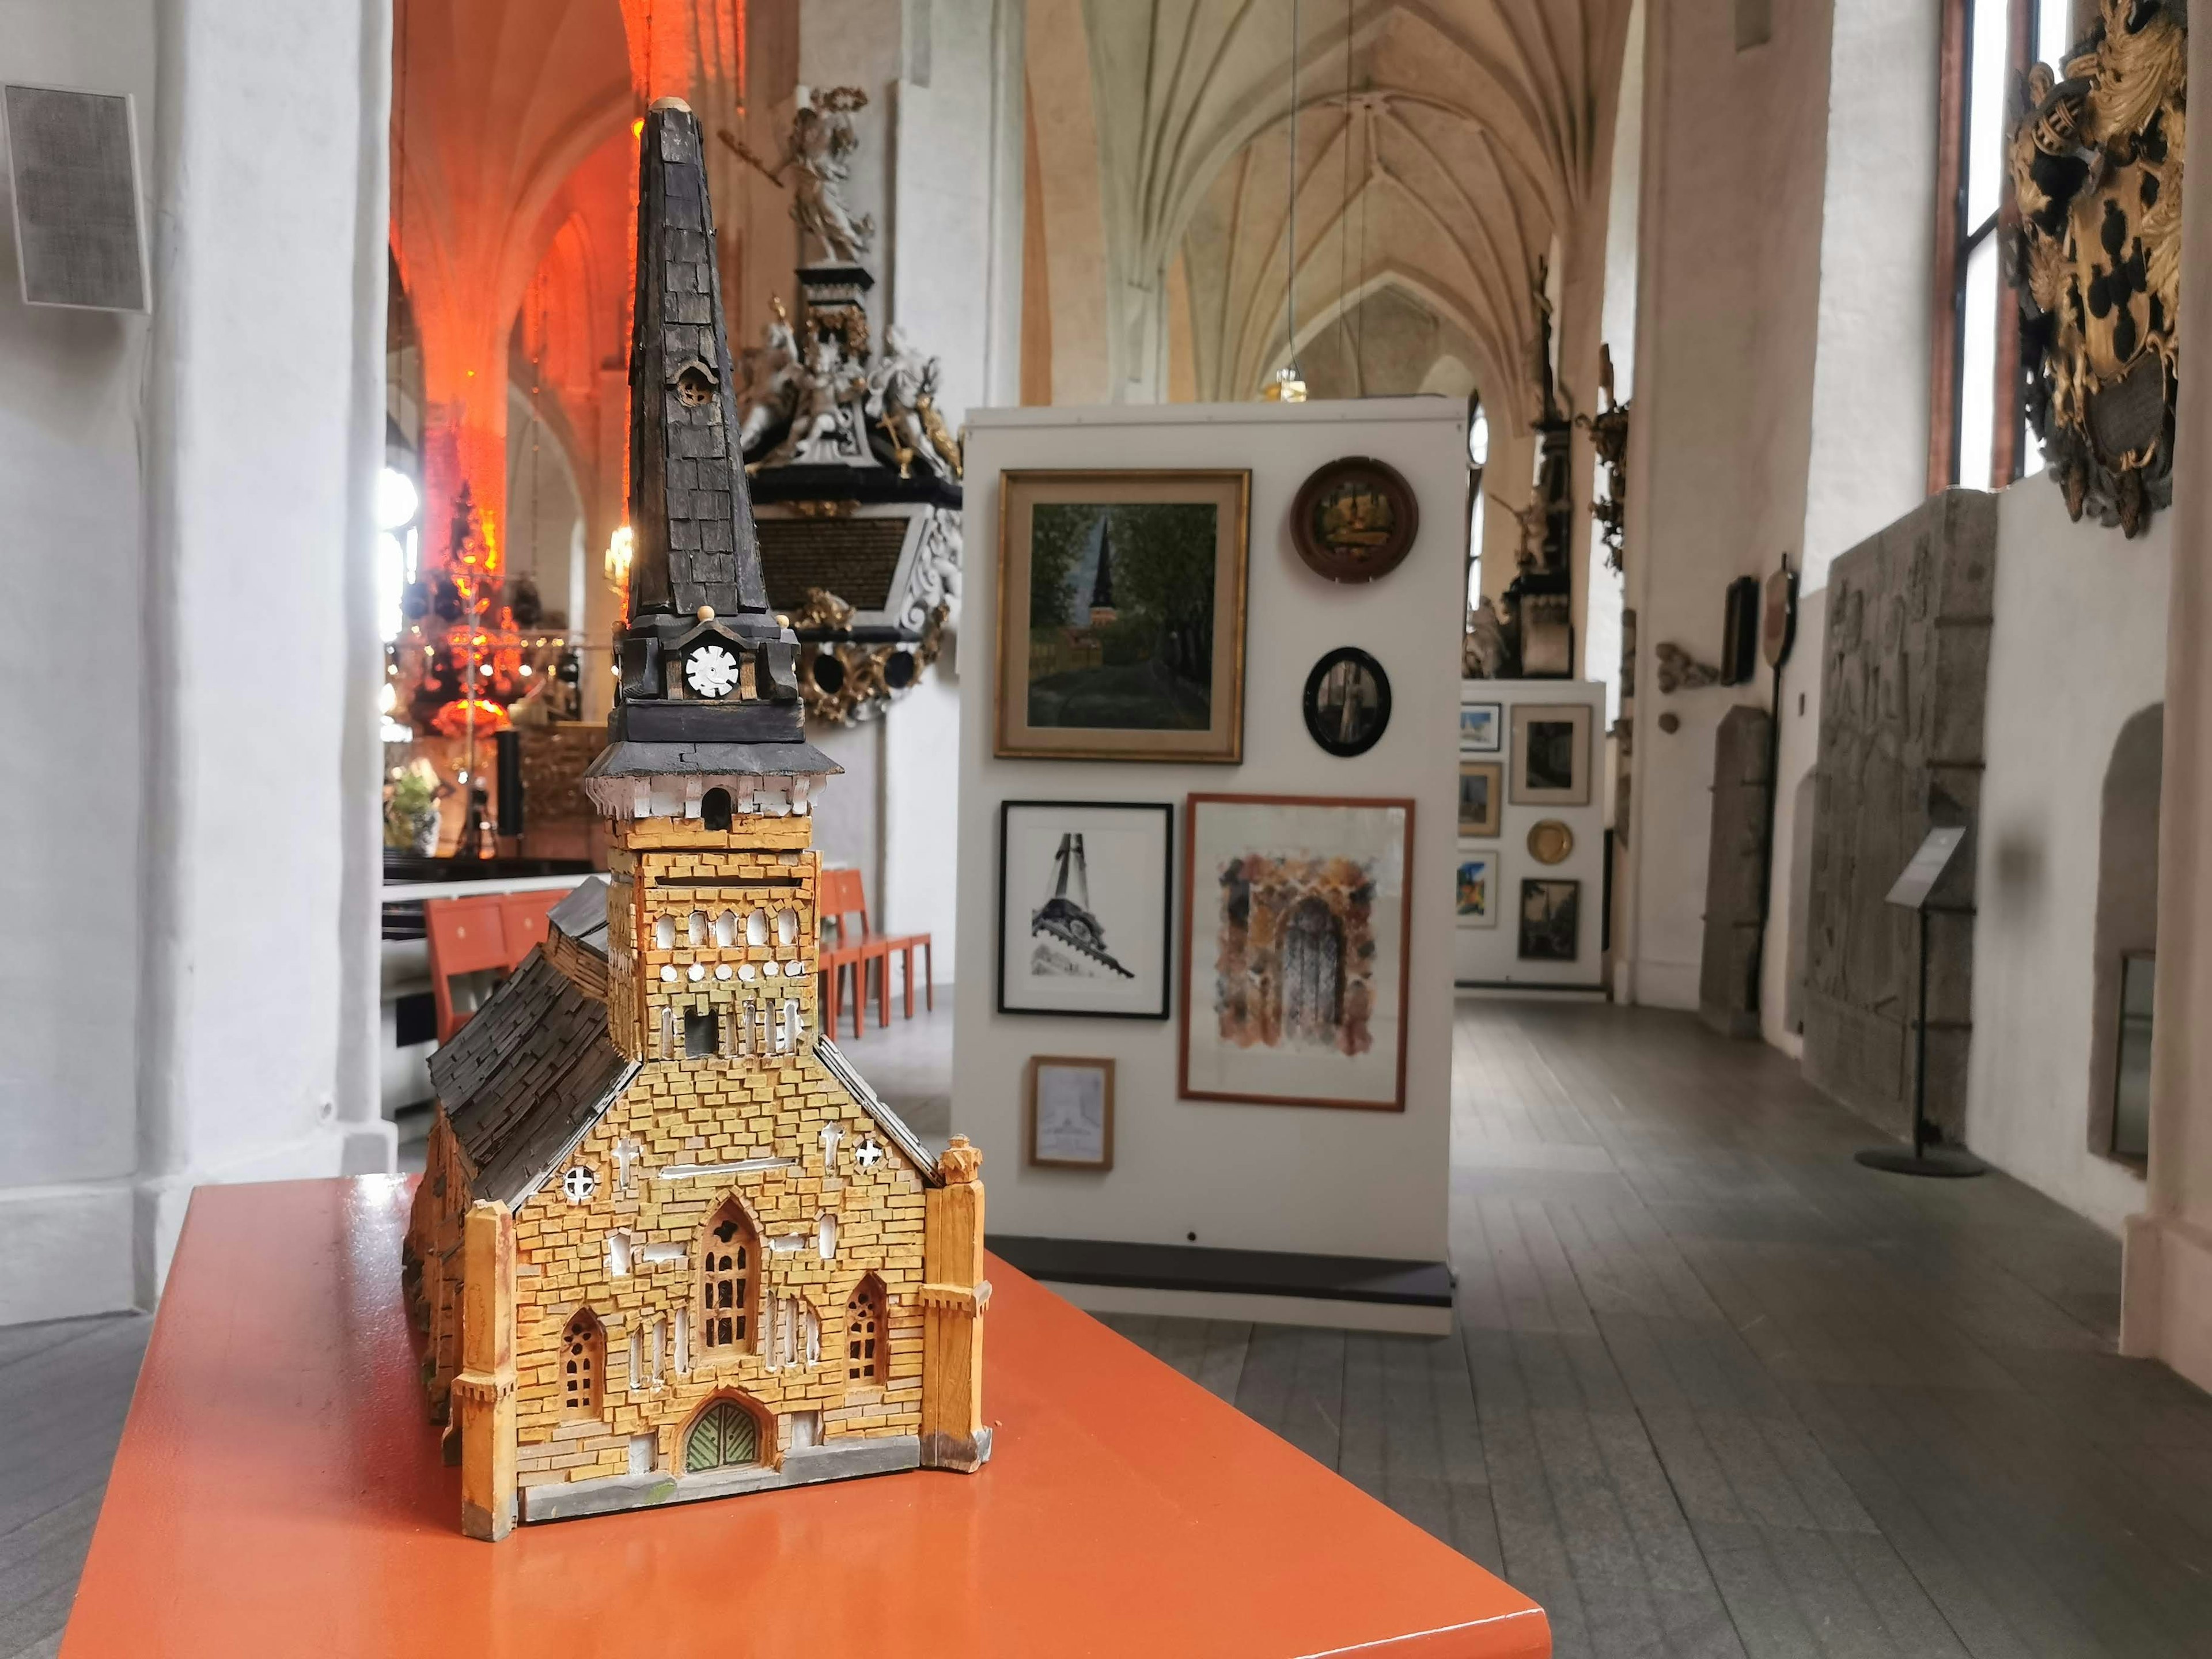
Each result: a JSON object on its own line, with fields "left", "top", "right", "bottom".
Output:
{"left": 431, "top": 698, "right": 514, "bottom": 739}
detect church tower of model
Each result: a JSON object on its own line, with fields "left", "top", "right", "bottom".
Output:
{"left": 403, "top": 99, "right": 987, "bottom": 1541}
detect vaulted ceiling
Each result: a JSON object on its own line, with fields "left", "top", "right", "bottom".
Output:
{"left": 1030, "top": 0, "right": 1635, "bottom": 425}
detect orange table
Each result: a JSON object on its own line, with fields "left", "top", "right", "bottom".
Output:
{"left": 63, "top": 1179, "right": 1548, "bottom": 1658}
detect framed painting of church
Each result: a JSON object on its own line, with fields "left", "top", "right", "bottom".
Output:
{"left": 1179, "top": 793, "right": 1415, "bottom": 1111}
{"left": 995, "top": 470, "right": 1251, "bottom": 762}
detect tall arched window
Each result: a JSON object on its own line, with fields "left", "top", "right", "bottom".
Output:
{"left": 700, "top": 1200, "right": 755, "bottom": 1353}
{"left": 561, "top": 1308, "right": 604, "bottom": 1419}
{"left": 846, "top": 1274, "right": 887, "bottom": 1385}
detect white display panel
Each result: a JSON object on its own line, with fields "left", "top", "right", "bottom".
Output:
{"left": 953, "top": 400, "right": 1467, "bottom": 1275}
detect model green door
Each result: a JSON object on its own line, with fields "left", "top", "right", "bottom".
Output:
{"left": 685, "top": 1400, "right": 759, "bottom": 1472}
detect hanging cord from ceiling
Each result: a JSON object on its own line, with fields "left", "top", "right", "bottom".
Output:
{"left": 1335, "top": 0, "right": 1353, "bottom": 393}
{"left": 1266, "top": 0, "right": 1306, "bottom": 399}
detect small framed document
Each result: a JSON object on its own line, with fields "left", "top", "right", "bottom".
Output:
{"left": 1025, "top": 1056, "right": 1116, "bottom": 1170}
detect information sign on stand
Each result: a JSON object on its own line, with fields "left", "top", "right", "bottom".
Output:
{"left": 1855, "top": 826, "right": 1988, "bottom": 1179}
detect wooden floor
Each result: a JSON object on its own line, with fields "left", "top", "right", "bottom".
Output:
{"left": 10, "top": 1001, "right": 2212, "bottom": 1657}
{"left": 0, "top": 1315, "right": 149, "bottom": 1659}
{"left": 1102, "top": 1001, "right": 2212, "bottom": 1659}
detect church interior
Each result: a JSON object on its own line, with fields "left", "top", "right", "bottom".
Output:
{"left": 6, "top": 0, "right": 2212, "bottom": 1653}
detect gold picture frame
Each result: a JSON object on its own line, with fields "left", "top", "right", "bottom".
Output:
{"left": 1457, "top": 761, "right": 1502, "bottom": 837}
{"left": 1024, "top": 1056, "right": 1116, "bottom": 1169}
{"left": 995, "top": 469, "right": 1251, "bottom": 762}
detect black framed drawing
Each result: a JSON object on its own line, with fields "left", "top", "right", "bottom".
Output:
{"left": 997, "top": 800, "right": 1175, "bottom": 1018}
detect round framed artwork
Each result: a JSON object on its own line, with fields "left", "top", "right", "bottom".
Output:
{"left": 1302, "top": 647, "right": 1393, "bottom": 757}
{"left": 1527, "top": 819, "right": 1575, "bottom": 865}
{"left": 1290, "top": 456, "right": 1420, "bottom": 582}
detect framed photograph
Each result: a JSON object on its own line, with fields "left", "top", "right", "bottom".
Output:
{"left": 1459, "top": 700, "right": 1502, "bottom": 753}
{"left": 1518, "top": 878, "right": 1580, "bottom": 961}
{"left": 1025, "top": 1056, "right": 1115, "bottom": 1169}
{"left": 1457, "top": 762, "right": 1502, "bottom": 837}
{"left": 1289, "top": 456, "right": 1420, "bottom": 583}
{"left": 995, "top": 469, "right": 1251, "bottom": 762}
{"left": 1456, "top": 854, "right": 1498, "bottom": 927}
{"left": 997, "top": 801, "right": 1173, "bottom": 1018}
{"left": 1510, "top": 703, "right": 1592, "bottom": 805}
{"left": 1180, "top": 794, "right": 1414, "bottom": 1111}
{"left": 1302, "top": 647, "right": 1392, "bottom": 757}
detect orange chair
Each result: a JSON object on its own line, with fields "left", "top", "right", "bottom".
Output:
{"left": 425, "top": 888, "right": 566, "bottom": 1043}
{"left": 818, "top": 868, "right": 931, "bottom": 1039}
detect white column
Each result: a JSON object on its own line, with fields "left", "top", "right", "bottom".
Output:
{"left": 2123, "top": 5, "right": 2212, "bottom": 1391}
{"left": 136, "top": 0, "right": 391, "bottom": 1301}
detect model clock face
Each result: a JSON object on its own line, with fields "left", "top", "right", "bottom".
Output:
{"left": 685, "top": 644, "right": 741, "bottom": 699}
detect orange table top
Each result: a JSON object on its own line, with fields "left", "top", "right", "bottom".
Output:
{"left": 63, "top": 1178, "right": 1548, "bottom": 1659}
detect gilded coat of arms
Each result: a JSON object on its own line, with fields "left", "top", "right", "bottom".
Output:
{"left": 2008, "top": 0, "right": 2185, "bottom": 538}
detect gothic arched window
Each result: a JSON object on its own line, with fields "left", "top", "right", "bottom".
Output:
{"left": 846, "top": 1274, "right": 887, "bottom": 1385}
{"left": 561, "top": 1307, "right": 604, "bottom": 1420}
{"left": 700, "top": 1200, "right": 755, "bottom": 1353}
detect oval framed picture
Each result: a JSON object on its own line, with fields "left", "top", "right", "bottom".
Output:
{"left": 1302, "top": 647, "right": 1392, "bottom": 757}
{"left": 1290, "top": 456, "right": 1419, "bottom": 583}
{"left": 1527, "top": 819, "right": 1575, "bottom": 865}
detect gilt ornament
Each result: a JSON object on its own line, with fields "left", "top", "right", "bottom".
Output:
{"left": 2006, "top": 0, "right": 2185, "bottom": 537}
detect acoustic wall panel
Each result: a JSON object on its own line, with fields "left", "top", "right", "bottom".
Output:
{"left": 4, "top": 84, "right": 149, "bottom": 312}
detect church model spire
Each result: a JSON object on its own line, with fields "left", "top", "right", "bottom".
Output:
{"left": 598, "top": 98, "right": 821, "bottom": 762}
{"left": 404, "top": 100, "right": 988, "bottom": 1543}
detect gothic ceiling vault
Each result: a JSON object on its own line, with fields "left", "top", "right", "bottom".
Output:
{"left": 1028, "top": 0, "right": 1637, "bottom": 427}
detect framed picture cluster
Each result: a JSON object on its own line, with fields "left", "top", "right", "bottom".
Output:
{"left": 1456, "top": 698, "right": 1505, "bottom": 934}
{"left": 1453, "top": 687, "right": 1601, "bottom": 969}
{"left": 990, "top": 459, "right": 1440, "bottom": 1159}
{"left": 997, "top": 791, "right": 1419, "bottom": 1133}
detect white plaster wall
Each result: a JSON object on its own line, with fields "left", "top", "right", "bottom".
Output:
{"left": 1621, "top": 0, "right": 1828, "bottom": 1008}
{"left": 878, "top": 0, "right": 1025, "bottom": 977}
{"left": 1626, "top": 0, "right": 1936, "bottom": 1030}
{"left": 956, "top": 400, "right": 1464, "bottom": 1264}
{"left": 1756, "top": 0, "right": 1938, "bottom": 1052}
{"left": 796, "top": 0, "right": 1024, "bottom": 982}
{"left": 0, "top": 0, "right": 390, "bottom": 1323}
{"left": 1967, "top": 483, "right": 2168, "bottom": 1236}
{"left": 135, "top": 0, "right": 393, "bottom": 1295}
{"left": 0, "top": 0, "right": 158, "bottom": 1324}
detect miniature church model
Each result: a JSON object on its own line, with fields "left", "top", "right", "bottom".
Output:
{"left": 403, "top": 99, "right": 987, "bottom": 1540}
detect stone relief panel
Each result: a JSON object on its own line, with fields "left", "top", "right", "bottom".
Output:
{"left": 1802, "top": 491, "right": 1997, "bottom": 1141}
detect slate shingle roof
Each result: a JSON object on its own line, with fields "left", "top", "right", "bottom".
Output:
{"left": 431, "top": 876, "right": 938, "bottom": 1204}
{"left": 429, "top": 949, "right": 637, "bottom": 1208}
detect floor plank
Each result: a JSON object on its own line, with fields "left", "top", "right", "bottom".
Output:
{"left": 1114, "top": 1002, "right": 2212, "bottom": 1657}
{"left": 0, "top": 1313, "right": 148, "bottom": 1659}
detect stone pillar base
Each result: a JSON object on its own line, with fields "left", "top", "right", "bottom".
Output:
{"left": 2121, "top": 1212, "right": 2212, "bottom": 1393}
